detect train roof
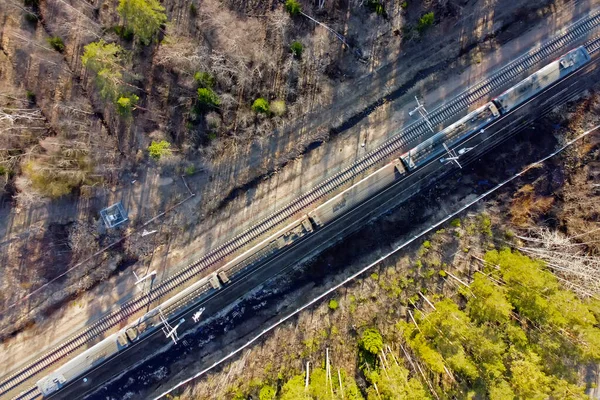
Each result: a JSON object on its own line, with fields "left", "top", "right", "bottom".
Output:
{"left": 494, "top": 46, "right": 590, "bottom": 112}
{"left": 402, "top": 102, "right": 498, "bottom": 166}
{"left": 36, "top": 333, "right": 122, "bottom": 395}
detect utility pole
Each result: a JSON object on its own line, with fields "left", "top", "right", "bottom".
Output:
{"left": 440, "top": 143, "right": 475, "bottom": 169}
{"left": 305, "top": 361, "right": 310, "bottom": 388}
{"left": 159, "top": 310, "right": 184, "bottom": 344}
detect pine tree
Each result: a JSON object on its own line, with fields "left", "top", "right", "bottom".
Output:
{"left": 117, "top": 0, "right": 167, "bottom": 45}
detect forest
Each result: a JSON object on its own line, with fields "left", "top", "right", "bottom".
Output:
{"left": 179, "top": 249, "right": 600, "bottom": 400}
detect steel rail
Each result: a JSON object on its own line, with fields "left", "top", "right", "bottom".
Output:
{"left": 4, "top": 11, "right": 600, "bottom": 399}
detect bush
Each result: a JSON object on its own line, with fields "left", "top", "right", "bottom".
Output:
{"left": 417, "top": 12, "right": 434, "bottom": 33}
{"left": 148, "top": 140, "right": 171, "bottom": 160}
{"left": 450, "top": 218, "right": 461, "bottom": 227}
{"left": 401, "top": 1, "right": 408, "bottom": 9}
{"left": 184, "top": 165, "right": 196, "bottom": 175}
{"left": 290, "top": 41, "right": 303, "bottom": 58}
{"left": 197, "top": 88, "right": 220, "bottom": 109}
{"left": 116, "top": 94, "right": 139, "bottom": 115}
{"left": 47, "top": 36, "right": 65, "bottom": 52}
{"left": 285, "top": 0, "right": 301, "bottom": 16}
{"left": 252, "top": 98, "right": 269, "bottom": 114}
{"left": 189, "top": 3, "right": 197, "bottom": 16}
{"left": 194, "top": 71, "right": 215, "bottom": 89}
{"left": 205, "top": 111, "right": 222, "bottom": 130}
{"left": 359, "top": 328, "right": 383, "bottom": 355}
{"left": 259, "top": 385, "right": 276, "bottom": 400}
{"left": 269, "top": 100, "right": 286, "bottom": 116}
{"left": 24, "top": 12, "right": 38, "bottom": 23}
{"left": 328, "top": 299, "right": 339, "bottom": 311}
{"left": 26, "top": 90, "right": 36, "bottom": 103}
{"left": 114, "top": 25, "right": 134, "bottom": 41}
{"left": 0, "top": 166, "right": 6, "bottom": 176}
{"left": 366, "top": 0, "right": 386, "bottom": 16}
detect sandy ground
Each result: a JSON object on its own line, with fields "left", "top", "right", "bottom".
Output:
{"left": 2, "top": 0, "right": 600, "bottom": 387}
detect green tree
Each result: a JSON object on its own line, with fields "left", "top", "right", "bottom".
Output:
{"left": 194, "top": 71, "right": 215, "bottom": 89}
{"left": 359, "top": 328, "right": 383, "bottom": 355}
{"left": 509, "top": 352, "right": 551, "bottom": 400}
{"left": 81, "top": 40, "right": 125, "bottom": 101}
{"left": 148, "top": 140, "right": 171, "bottom": 160}
{"left": 252, "top": 98, "right": 269, "bottom": 114}
{"left": 197, "top": 88, "right": 220, "bottom": 109}
{"left": 259, "top": 384, "right": 276, "bottom": 400}
{"left": 417, "top": 12, "right": 434, "bottom": 33}
{"left": 465, "top": 273, "right": 512, "bottom": 324}
{"left": 488, "top": 379, "right": 515, "bottom": 400}
{"left": 280, "top": 374, "right": 310, "bottom": 400}
{"left": 290, "top": 41, "right": 303, "bottom": 58}
{"left": 117, "top": 0, "right": 167, "bottom": 45}
{"left": 116, "top": 93, "right": 139, "bottom": 115}
{"left": 285, "top": 0, "right": 301, "bottom": 16}
{"left": 367, "top": 364, "right": 429, "bottom": 400}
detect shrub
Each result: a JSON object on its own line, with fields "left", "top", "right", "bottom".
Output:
{"left": 47, "top": 36, "right": 65, "bottom": 52}
{"left": 417, "top": 12, "right": 434, "bottom": 33}
{"left": 189, "top": 3, "right": 197, "bottom": 16}
{"left": 26, "top": 90, "right": 36, "bottom": 103}
{"left": 148, "top": 140, "right": 171, "bottom": 160}
{"left": 114, "top": 25, "right": 134, "bottom": 40}
{"left": 290, "top": 41, "right": 303, "bottom": 58}
{"left": 197, "top": 88, "right": 220, "bottom": 108}
{"left": 401, "top": 1, "right": 408, "bottom": 9}
{"left": 184, "top": 165, "right": 196, "bottom": 175}
{"left": 24, "top": 12, "right": 38, "bottom": 23}
{"left": 328, "top": 299, "right": 339, "bottom": 311}
{"left": 366, "top": 0, "right": 386, "bottom": 16}
{"left": 450, "top": 218, "right": 461, "bottom": 227}
{"left": 194, "top": 71, "right": 215, "bottom": 89}
{"left": 359, "top": 328, "right": 383, "bottom": 355}
{"left": 285, "top": 0, "right": 301, "bottom": 16}
{"left": 269, "top": 100, "right": 286, "bottom": 116}
{"left": 116, "top": 94, "right": 139, "bottom": 115}
{"left": 205, "top": 111, "right": 221, "bottom": 130}
{"left": 252, "top": 98, "right": 269, "bottom": 114}
{"left": 0, "top": 166, "right": 6, "bottom": 175}
{"left": 422, "top": 240, "right": 431, "bottom": 249}
{"left": 259, "top": 385, "right": 276, "bottom": 400}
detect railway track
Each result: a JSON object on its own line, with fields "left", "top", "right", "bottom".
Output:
{"left": 4, "top": 10, "right": 600, "bottom": 400}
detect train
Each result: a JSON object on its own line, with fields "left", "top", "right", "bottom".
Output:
{"left": 35, "top": 45, "right": 591, "bottom": 397}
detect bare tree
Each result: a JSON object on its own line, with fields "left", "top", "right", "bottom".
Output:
{"left": 516, "top": 228, "right": 600, "bottom": 298}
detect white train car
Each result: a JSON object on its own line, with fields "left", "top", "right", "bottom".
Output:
{"left": 494, "top": 46, "right": 591, "bottom": 114}
{"left": 37, "top": 274, "right": 222, "bottom": 397}
{"left": 400, "top": 102, "right": 500, "bottom": 171}
{"left": 308, "top": 160, "right": 405, "bottom": 227}
{"left": 36, "top": 332, "right": 127, "bottom": 396}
